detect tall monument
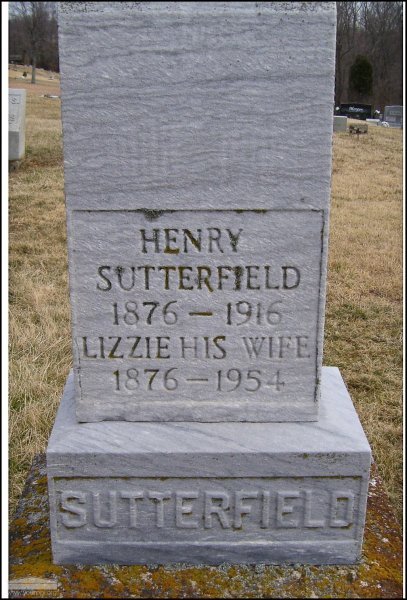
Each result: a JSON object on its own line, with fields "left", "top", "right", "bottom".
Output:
{"left": 47, "top": 2, "right": 371, "bottom": 564}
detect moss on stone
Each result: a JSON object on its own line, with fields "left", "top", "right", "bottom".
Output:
{"left": 9, "top": 456, "right": 402, "bottom": 599}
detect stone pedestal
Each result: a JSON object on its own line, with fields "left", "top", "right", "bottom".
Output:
{"left": 11, "top": 454, "right": 401, "bottom": 598}
{"left": 47, "top": 367, "right": 371, "bottom": 565}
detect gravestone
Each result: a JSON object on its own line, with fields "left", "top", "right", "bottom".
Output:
{"left": 383, "top": 105, "right": 403, "bottom": 128}
{"left": 366, "top": 118, "right": 381, "bottom": 126}
{"left": 333, "top": 115, "right": 347, "bottom": 132}
{"left": 9, "top": 89, "right": 26, "bottom": 161}
{"left": 47, "top": 2, "right": 371, "bottom": 566}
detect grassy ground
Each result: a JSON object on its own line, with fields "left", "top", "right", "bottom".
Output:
{"left": 8, "top": 76, "right": 403, "bottom": 524}
{"left": 9, "top": 72, "right": 70, "bottom": 515}
{"left": 8, "top": 64, "right": 60, "bottom": 96}
{"left": 325, "top": 119, "right": 403, "bottom": 524}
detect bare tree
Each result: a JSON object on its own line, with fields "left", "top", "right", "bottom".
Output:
{"left": 335, "top": 1, "right": 403, "bottom": 110}
{"left": 359, "top": 1, "right": 403, "bottom": 109}
{"left": 335, "top": 2, "right": 360, "bottom": 106}
{"left": 9, "top": 2, "right": 52, "bottom": 83}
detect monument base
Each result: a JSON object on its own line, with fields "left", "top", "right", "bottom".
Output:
{"left": 47, "top": 367, "right": 371, "bottom": 565}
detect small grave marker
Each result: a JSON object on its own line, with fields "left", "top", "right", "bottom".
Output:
{"left": 349, "top": 123, "right": 368, "bottom": 139}
{"left": 333, "top": 115, "right": 347, "bottom": 132}
{"left": 9, "top": 89, "right": 26, "bottom": 162}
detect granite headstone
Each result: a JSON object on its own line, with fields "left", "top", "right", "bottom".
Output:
{"left": 47, "top": 1, "right": 371, "bottom": 566}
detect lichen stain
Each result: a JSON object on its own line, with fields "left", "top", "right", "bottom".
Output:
{"left": 9, "top": 457, "right": 402, "bottom": 599}
{"left": 141, "top": 209, "right": 166, "bottom": 221}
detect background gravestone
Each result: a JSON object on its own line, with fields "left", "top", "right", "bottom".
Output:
{"left": 59, "top": 1, "right": 337, "bottom": 423}
{"left": 383, "top": 105, "right": 403, "bottom": 128}
{"left": 333, "top": 116, "right": 347, "bottom": 132}
{"left": 9, "top": 88, "right": 26, "bottom": 161}
{"left": 366, "top": 118, "right": 381, "bottom": 126}
{"left": 46, "top": 1, "right": 372, "bottom": 566}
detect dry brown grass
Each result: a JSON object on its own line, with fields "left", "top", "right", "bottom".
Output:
{"left": 9, "top": 86, "right": 403, "bottom": 524}
{"left": 9, "top": 64, "right": 60, "bottom": 96}
{"left": 325, "top": 120, "right": 403, "bottom": 522}
{"left": 9, "top": 83, "right": 70, "bottom": 514}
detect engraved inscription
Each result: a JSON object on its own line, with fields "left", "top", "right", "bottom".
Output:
{"left": 9, "top": 95, "right": 22, "bottom": 132}
{"left": 55, "top": 476, "right": 361, "bottom": 542}
{"left": 71, "top": 210, "right": 324, "bottom": 418}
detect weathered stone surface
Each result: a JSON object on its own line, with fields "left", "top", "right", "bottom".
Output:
{"left": 10, "top": 454, "right": 402, "bottom": 598}
{"left": 383, "top": 105, "right": 403, "bottom": 128}
{"left": 72, "top": 209, "right": 324, "bottom": 422}
{"left": 57, "top": 1, "right": 337, "bottom": 422}
{"left": 57, "top": 2, "right": 336, "bottom": 210}
{"left": 9, "top": 89, "right": 26, "bottom": 161}
{"left": 333, "top": 116, "right": 347, "bottom": 132}
{"left": 46, "top": 367, "right": 371, "bottom": 565}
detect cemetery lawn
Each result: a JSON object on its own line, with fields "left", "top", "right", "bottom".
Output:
{"left": 8, "top": 86, "right": 403, "bottom": 525}
{"left": 326, "top": 119, "right": 403, "bottom": 525}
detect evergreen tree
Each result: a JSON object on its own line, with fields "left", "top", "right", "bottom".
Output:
{"left": 349, "top": 55, "right": 373, "bottom": 99}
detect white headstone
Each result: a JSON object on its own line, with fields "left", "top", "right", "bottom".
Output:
{"left": 9, "top": 89, "right": 26, "bottom": 161}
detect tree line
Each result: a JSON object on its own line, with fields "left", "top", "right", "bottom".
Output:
{"left": 336, "top": 1, "right": 403, "bottom": 110}
{"left": 9, "top": 1, "right": 403, "bottom": 110}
